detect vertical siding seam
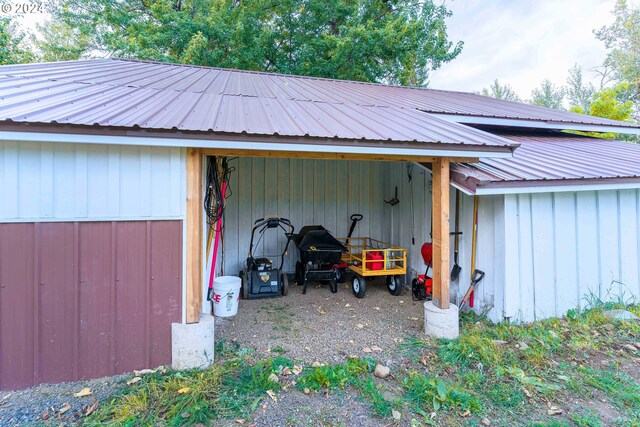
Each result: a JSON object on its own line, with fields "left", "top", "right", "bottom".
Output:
{"left": 528, "top": 194, "right": 537, "bottom": 321}
{"left": 145, "top": 221, "right": 152, "bottom": 367}
{"left": 635, "top": 190, "right": 640, "bottom": 298}
{"left": 73, "top": 222, "right": 80, "bottom": 380}
{"left": 551, "top": 194, "right": 558, "bottom": 317}
{"left": 616, "top": 191, "right": 623, "bottom": 296}
{"left": 514, "top": 195, "right": 522, "bottom": 321}
{"left": 109, "top": 222, "right": 117, "bottom": 376}
{"left": 573, "top": 193, "right": 581, "bottom": 308}
{"left": 637, "top": 189, "right": 640, "bottom": 297}
{"left": 32, "top": 223, "right": 40, "bottom": 387}
{"left": 595, "top": 193, "right": 602, "bottom": 299}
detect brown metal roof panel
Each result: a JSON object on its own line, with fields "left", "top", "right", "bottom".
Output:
{"left": 452, "top": 132, "right": 640, "bottom": 191}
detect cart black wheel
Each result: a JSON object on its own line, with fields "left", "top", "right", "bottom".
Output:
{"left": 387, "top": 275, "right": 403, "bottom": 296}
{"left": 281, "top": 273, "right": 289, "bottom": 296}
{"left": 241, "top": 271, "right": 248, "bottom": 300}
{"left": 352, "top": 276, "right": 366, "bottom": 298}
{"left": 295, "top": 262, "right": 305, "bottom": 286}
{"left": 329, "top": 279, "right": 338, "bottom": 294}
{"left": 336, "top": 267, "right": 347, "bottom": 283}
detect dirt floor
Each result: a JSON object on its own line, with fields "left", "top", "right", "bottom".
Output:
{"left": 215, "top": 277, "right": 424, "bottom": 367}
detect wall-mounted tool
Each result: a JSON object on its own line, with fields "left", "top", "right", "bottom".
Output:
{"left": 385, "top": 186, "right": 399, "bottom": 206}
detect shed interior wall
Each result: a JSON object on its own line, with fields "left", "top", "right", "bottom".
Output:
{"left": 217, "top": 157, "right": 503, "bottom": 321}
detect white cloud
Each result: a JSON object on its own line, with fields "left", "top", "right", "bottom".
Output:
{"left": 429, "top": 0, "right": 618, "bottom": 97}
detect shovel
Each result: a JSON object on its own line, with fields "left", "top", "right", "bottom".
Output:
{"left": 450, "top": 190, "right": 462, "bottom": 281}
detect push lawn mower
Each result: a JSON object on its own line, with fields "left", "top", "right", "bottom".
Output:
{"left": 240, "top": 217, "right": 294, "bottom": 299}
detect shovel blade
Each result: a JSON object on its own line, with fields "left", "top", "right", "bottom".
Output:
{"left": 450, "top": 264, "right": 462, "bottom": 281}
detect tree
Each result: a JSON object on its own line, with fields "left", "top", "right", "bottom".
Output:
{"left": 0, "top": 17, "right": 36, "bottom": 65}
{"left": 479, "top": 79, "right": 521, "bottom": 102}
{"left": 594, "top": 0, "right": 640, "bottom": 98}
{"left": 566, "top": 64, "right": 595, "bottom": 112}
{"left": 49, "top": 0, "right": 463, "bottom": 86}
{"left": 530, "top": 79, "right": 565, "bottom": 110}
{"left": 33, "top": 20, "right": 93, "bottom": 62}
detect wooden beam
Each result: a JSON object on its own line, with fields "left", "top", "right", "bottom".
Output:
{"left": 186, "top": 148, "right": 203, "bottom": 324}
{"left": 432, "top": 158, "right": 451, "bottom": 309}
{"left": 199, "top": 148, "right": 479, "bottom": 163}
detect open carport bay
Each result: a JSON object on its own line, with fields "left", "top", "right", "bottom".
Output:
{"left": 214, "top": 278, "right": 425, "bottom": 366}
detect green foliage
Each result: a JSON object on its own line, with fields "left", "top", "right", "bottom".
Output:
{"left": 438, "top": 334, "right": 504, "bottom": 368}
{"left": 296, "top": 357, "right": 373, "bottom": 391}
{"left": 566, "top": 64, "right": 595, "bottom": 112}
{"left": 595, "top": 0, "right": 640, "bottom": 93}
{"left": 0, "top": 17, "right": 36, "bottom": 65}
{"left": 295, "top": 357, "right": 393, "bottom": 416}
{"left": 569, "top": 409, "right": 605, "bottom": 427}
{"left": 530, "top": 79, "right": 565, "bottom": 110}
{"left": 50, "top": 0, "right": 462, "bottom": 86}
{"left": 480, "top": 79, "right": 522, "bottom": 102}
{"left": 576, "top": 365, "right": 640, "bottom": 411}
{"left": 402, "top": 373, "right": 481, "bottom": 413}
{"left": 86, "top": 356, "right": 292, "bottom": 426}
{"left": 33, "top": 20, "right": 93, "bottom": 62}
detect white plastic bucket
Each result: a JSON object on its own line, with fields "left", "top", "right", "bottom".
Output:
{"left": 212, "top": 276, "right": 242, "bottom": 317}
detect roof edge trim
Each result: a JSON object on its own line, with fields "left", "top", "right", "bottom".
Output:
{"left": 431, "top": 114, "right": 640, "bottom": 135}
{"left": 475, "top": 178, "right": 640, "bottom": 195}
{"left": 0, "top": 130, "right": 514, "bottom": 159}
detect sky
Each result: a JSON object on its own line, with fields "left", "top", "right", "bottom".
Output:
{"left": 429, "top": 0, "right": 619, "bottom": 98}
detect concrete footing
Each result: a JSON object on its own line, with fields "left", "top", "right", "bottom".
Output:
{"left": 424, "top": 301, "right": 459, "bottom": 339}
{"left": 171, "top": 313, "right": 215, "bottom": 370}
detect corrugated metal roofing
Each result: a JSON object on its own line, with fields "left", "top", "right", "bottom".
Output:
{"left": 1, "top": 58, "right": 635, "bottom": 130}
{"left": 449, "top": 131, "right": 640, "bottom": 192}
{"left": 0, "top": 58, "right": 520, "bottom": 151}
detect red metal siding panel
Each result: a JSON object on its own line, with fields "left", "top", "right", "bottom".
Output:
{"left": 77, "top": 222, "right": 113, "bottom": 380}
{"left": 114, "top": 222, "right": 148, "bottom": 374}
{"left": 38, "top": 222, "right": 76, "bottom": 384}
{"left": 0, "top": 220, "right": 183, "bottom": 391}
{"left": 149, "top": 221, "right": 183, "bottom": 367}
{"left": 0, "top": 223, "right": 35, "bottom": 390}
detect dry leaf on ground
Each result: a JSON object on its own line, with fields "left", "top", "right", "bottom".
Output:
{"left": 127, "top": 377, "right": 141, "bottom": 386}
{"left": 73, "top": 388, "right": 92, "bottom": 398}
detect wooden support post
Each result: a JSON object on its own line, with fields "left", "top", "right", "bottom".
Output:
{"left": 432, "top": 158, "right": 451, "bottom": 309}
{"left": 186, "top": 148, "right": 203, "bottom": 324}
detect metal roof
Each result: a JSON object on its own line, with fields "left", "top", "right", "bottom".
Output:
{"left": 0, "top": 58, "right": 521, "bottom": 154}
{"left": 448, "top": 131, "right": 640, "bottom": 193}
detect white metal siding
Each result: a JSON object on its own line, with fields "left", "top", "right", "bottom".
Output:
{"left": 381, "top": 162, "right": 505, "bottom": 322}
{"left": 503, "top": 190, "right": 640, "bottom": 322}
{"left": 220, "top": 157, "right": 387, "bottom": 275}
{"left": 0, "top": 141, "right": 186, "bottom": 221}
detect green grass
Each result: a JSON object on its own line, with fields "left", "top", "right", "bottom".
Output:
{"left": 295, "top": 357, "right": 395, "bottom": 416}
{"left": 85, "top": 301, "right": 640, "bottom": 426}
{"left": 85, "top": 356, "right": 292, "bottom": 426}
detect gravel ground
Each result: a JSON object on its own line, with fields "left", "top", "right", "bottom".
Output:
{"left": 214, "top": 278, "right": 426, "bottom": 426}
{"left": 0, "top": 374, "right": 128, "bottom": 426}
{"left": 215, "top": 278, "right": 425, "bottom": 368}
